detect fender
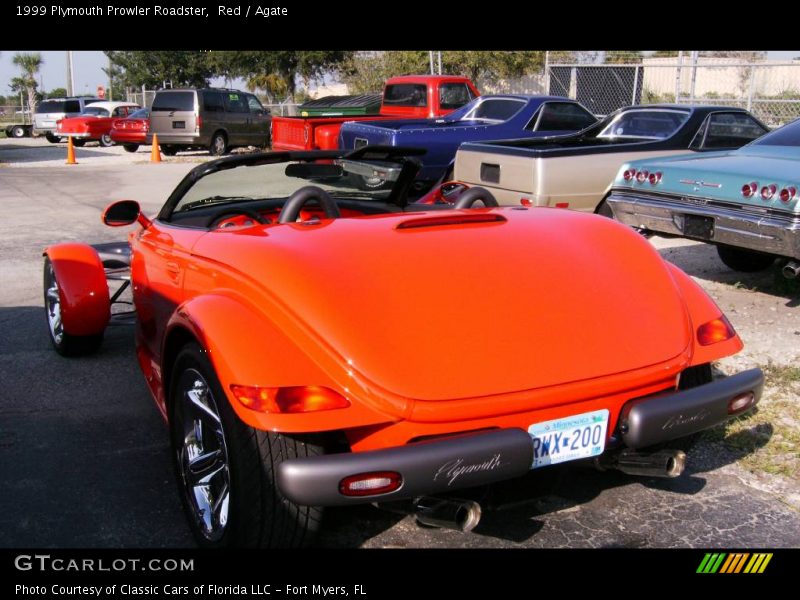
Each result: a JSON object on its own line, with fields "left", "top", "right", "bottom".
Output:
{"left": 164, "top": 292, "right": 395, "bottom": 434}
{"left": 667, "top": 263, "right": 743, "bottom": 365}
{"left": 43, "top": 243, "right": 110, "bottom": 336}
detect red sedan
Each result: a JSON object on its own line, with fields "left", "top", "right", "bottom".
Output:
{"left": 110, "top": 107, "right": 150, "bottom": 153}
{"left": 57, "top": 101, "right": 141, "bottom": 147}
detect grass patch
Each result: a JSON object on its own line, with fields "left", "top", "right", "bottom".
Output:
{"left": 704, "top": 363, "right": 800, "bottom": 479}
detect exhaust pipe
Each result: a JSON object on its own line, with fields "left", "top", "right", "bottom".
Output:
{"left": 782, "top": 261, "right": 800, "bottom": 279}
{"left": 376, "top": 496, "right": 482, "bottom": 532}
{"left": 603, "top": 449, "right": 686, "bottom": 478}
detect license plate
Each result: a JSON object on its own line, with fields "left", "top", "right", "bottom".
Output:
{"left": 528, "top": 409, "right": 609, "bottom": 469}
{"left": 172, "top": 121, "right": 185, "bottom": 129}
{"left": 683, "top": 214, "right": 714, "bottom": 239}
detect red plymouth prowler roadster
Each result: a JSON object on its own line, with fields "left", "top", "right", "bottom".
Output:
{"left": 42, "top": 146, "right": 763, "bottom": 547}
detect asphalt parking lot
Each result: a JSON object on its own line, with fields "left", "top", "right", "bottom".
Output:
{"left": 1, "top": 138, "right": 799, "bottom": 548}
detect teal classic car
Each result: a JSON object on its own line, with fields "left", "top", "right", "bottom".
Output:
{"left": 607, "top": 118, "right": 800, "bottom": 279}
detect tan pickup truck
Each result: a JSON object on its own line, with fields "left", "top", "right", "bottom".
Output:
{"left": 453, "top": 105, "right": 768, "bottom": 214}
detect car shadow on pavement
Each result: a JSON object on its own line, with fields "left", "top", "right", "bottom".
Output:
{"left": 656, "top": 240, "right": 800, "bottom": 306}
{"left": 0, "top": 142, "right": 124, "bottom": 164}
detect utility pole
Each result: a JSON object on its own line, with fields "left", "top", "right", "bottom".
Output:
{"left": 429, "top": 51, "right": 434, "bottom": 75}
{"left": 66, "top": 51, "right": 75, "bottom": 96}
{"left": 437, "top": 51, "right": 442, "bottom": 75}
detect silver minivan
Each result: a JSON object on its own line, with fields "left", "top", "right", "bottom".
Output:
{"left": 147, "top": 88, "right": 271, "bottom": 155}
{"left": 34, "top": 97, "right": 103, "bottom": 142}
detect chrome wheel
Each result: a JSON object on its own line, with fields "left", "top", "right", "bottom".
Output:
{"left": 45, "top": 262, "right": 64, "bottom": 345}
{"left": 99, "top": 134, "right": 113, "bottom": 147}
{"left": 176, "top": 369, "right": 231, "bottom": 542}
{"left": 210, "top": 133, "right": 227, "bottom": 156}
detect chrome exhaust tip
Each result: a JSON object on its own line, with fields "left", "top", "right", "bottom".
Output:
{"left": 608, "top": 449, "right": 686, "bottom": 479}
{"left": 375, "top": 496, "right": 482, "bottom": 532}
{"left": 782, "top": 261, "right": 800, "bottom": 279}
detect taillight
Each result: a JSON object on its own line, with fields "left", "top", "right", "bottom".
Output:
{"left": 520, "top": 198, "right": 532, "bottom": 207}
{"left": 760, "top": 184, "right": 776, "bottom": 200}
{"left": 339, "top": 472, "right": 402, "bottom": 497}
{"left": 741, "top": 182, "right": 757, "bottom": 198}
{"left": 623, "top": 169, "right": 636, "bottom": 181}
{"left": 196, "top": 114, "right": 202, "bottom": 131}
{"left": 697, "top": 315, "right": 736, "bottom": 346}
{"left": 728, "top": 392, "right": 756, "bottom": 415}
{"left": 636, "top": 170, "right": 649, "bottom": 184}
{"left": 143, "top": 121, "right": 149, "bottom": 132}
{"left": 649, "top": 171, "right": 662, "bottom": 185}
{"left": 230, "top": 385, "right": 350, "bottom": 413}
{"left": 779, "top": 186, "right": 796, "bottom": 203}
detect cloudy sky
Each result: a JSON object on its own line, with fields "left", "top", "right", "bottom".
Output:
{"left": 2, "top": 50, "right": 799, "bottom": 100}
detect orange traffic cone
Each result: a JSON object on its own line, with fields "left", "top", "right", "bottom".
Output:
{"left": 150, "top": 134, "right": 162, "bottom": 163}
{"left": 65, "top": 136, "right": 77, "bottom": 165}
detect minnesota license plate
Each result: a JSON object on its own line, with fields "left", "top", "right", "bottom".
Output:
{"left": 172, "top": 121, "right": 185, "bottom": 129}
{"left": 528, "top": 409, "right": 609, "bottom": 469}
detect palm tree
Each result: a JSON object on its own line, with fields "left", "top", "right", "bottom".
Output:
{"left": 11, "top": 52, "right": 43, "bottom": 114}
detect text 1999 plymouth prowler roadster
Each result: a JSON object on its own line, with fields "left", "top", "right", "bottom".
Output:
{"left": 43, "top": 146, "right": 764, "bottom": 547}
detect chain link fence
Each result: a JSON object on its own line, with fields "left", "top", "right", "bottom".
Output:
{"left": 0, "top": 105, "right": 30, "bottom": 124}
{"left": 545, "top": 57, "right": 800, "bottom": 127}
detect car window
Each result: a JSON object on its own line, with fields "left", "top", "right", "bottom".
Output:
{"left": 247, "top": 95, "right": 265, "bottom": 113}
{"left": 383, "top": 84, "right": 428, "bottom": 107}
{"left": 82, "top": 106, "right": 110, "bottom": 117}
{"left": 751, "top": 118, "right": 800, "bottom": 147}
{"left": 533, "top": 102, "right": 597, "bottom": 131}
{"left": 439, "top": 83, "right": 473, "bottom": 110}
{"left": 691, "top": 112, "right": 768, "bottom": 149}
{"left": 203, "top": 92, "right": 224, "bottom": 113}
{"left": 223, "top": 92, "right": 249, "bottom": 113}
{"left": 597, "top": 109, "right": 689, "bottom": 139}
{"left": 462, "top": 98, "right": 526, "bottom": 122}
{"left": 112, "top": 107, "right": 130, "bottom": 117}
{"left": 152, "top": 91, "right": 195, "bottom": 112}
{"left": 128, "top": 108, "right": 149, "bottom": 119}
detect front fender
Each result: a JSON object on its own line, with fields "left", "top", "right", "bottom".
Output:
{"left": 667, "top": 263, "right": 743, "bottom": 365}
{"left": 165, "top": 292, "right": 394, "bottom": 434}
{"left": 43, "top": 243, "right": 110, "bottom": 336}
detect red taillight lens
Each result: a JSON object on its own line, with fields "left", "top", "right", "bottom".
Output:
{"left": 779, "top": 186, "right": 796, "bottom": 203}
{"left": 741, "top": 182, "right": 757, "bottom": 198}
{"left": 231, "top": 385, "right": 350, "bottom": 413}
{"left": 520, "top": 198, "right": 532, "bottom": 207}
{"left": 761, "top": 184, "right": 776, "bottom": 200}
{"left": 636, "top": 170, "right": 649, "bottom": 184}
{"left": 728, "top": 392, "right": 756, "bottom": 415}
{"left": 697, "top": 315, "right": 736, "bottom": 346}
{"left": 339, "top": 472, "right": 402, "bottom": 497}
{"left": 649, "top": 171, "right": 662, "bottom": 185}
{"left": 623, "top": 169, "right": 635, "bottom": 181}
{"left": 142, "top": 121, "right": 149, "bottom": 132}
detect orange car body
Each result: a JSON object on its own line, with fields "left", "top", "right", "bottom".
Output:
{"left": 43, "top": 149, "right": 762, "bottom": 514}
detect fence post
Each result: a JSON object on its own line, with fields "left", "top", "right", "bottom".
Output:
{"left": 544, "top": 51, "right": 550, "bottom": 95}
{"left": 689, "top": 51, "right": 699, "bottom": 104}
{"left": 675, "top": 51, "right": 683, "bottom": 103}
{"left": 746, "top": 65, "right": 756, "bottom": 113}
{"left": 632, "top": 65, "right": 640, "bottom": 105}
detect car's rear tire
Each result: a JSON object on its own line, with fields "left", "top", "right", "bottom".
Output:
{"left": 45, "top": 132, "right": 62, "bottom": 143}
{"left": 209, "top": 132, "right": 228, "bottom": 156}
{"left": 162, "top": 145, "right": 178, "bottom": 156}
{"left": 98, "top": 134, "right": 113, "bottom": 147}
{"left": 43, "top": 258, "right": 103, "bottom": 356}
{"left": 169, "top": 342, "right": 325, "bottom": 548}
{"left": 123, "top": 144, "right": 139, "bottom": 153}
{"left": 72, "top": 138, "right": 86, "bottom": 147}
{"left": 10, "top": 125, "right": 26, "bottom": 138}
{"left": 716, "top": 245, "right": 775, "bottom": 272}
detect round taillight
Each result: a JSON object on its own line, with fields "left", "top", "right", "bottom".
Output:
{"left": 339, "top": 471, "right": 403, "bottom": 497}
{"left": 728, "top": 392, "right": 755, "bottom": 415}
{"left": 761, "top": 184, "right": 776, "bottom": 201}
{"left": 741, "top": 182, "right": 757, "bottom": 198}
{"left": 623, "top": 169, "right": 635, "bottom": 181}
{"left": 520, "top": 198, "right": 532, "bottom": 207}
{"left": 779, "top": 186, "right": 796, "bottom": 203}
{"left": 636, "top": 170, "right": 649, "bottom": 184}
{"left": 649, "top": 171, "right": 662, "bottom": 185}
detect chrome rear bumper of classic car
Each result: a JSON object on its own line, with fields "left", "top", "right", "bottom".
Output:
{"left": 619, "top": 368, "right": 764, "bottom": 449}
{"left": 608, "top": 193, "right": 800, "bottom": 259}
{"left": 278, "top": 369, "right": 763, "bottom": 506}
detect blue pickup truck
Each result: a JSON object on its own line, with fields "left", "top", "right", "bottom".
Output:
{"left": 338, "top": 95, "right": 597, "bottom": 186}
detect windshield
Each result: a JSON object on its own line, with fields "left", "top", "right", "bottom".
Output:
{"left": 596, "top": 109, "right": 690, "bottom": 140}
{"left": 752, "top": 118, "right": 800, "bottom": 147}
{"left": 82, "top": 106, "right": 110, "bottom": 117}
{"left": 173, "top": 160, "right": 399, "bottom": 214}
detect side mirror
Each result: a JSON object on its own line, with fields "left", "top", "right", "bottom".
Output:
{"left": 102, "top": 200, "right": 151, "bottom": 228}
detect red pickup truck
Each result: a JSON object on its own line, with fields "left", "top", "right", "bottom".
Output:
{"left": 271, "top": 75, "right": 480, "bottom": 151}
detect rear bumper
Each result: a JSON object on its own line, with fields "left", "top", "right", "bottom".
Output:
{"left": 608, "top": 191, "right": 800, "bottom": 260}
{"left": 276, "top": 368, "right": 763, "bottom": 506}
{"left": 145, "top": 133, "right": 203, "bottom": 145}
{"left": 111, "top": 132, "right": 146, "bottom": 144}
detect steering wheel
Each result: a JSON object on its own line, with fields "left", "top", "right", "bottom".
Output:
{"left": 278, "top": 186, "right": 340, "bottom": 224}
{"left": 453, "top": 186, "right": 499, "bottom": 209}
{"left": 207, "top": 208, "right": 269, "bottom": 229}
